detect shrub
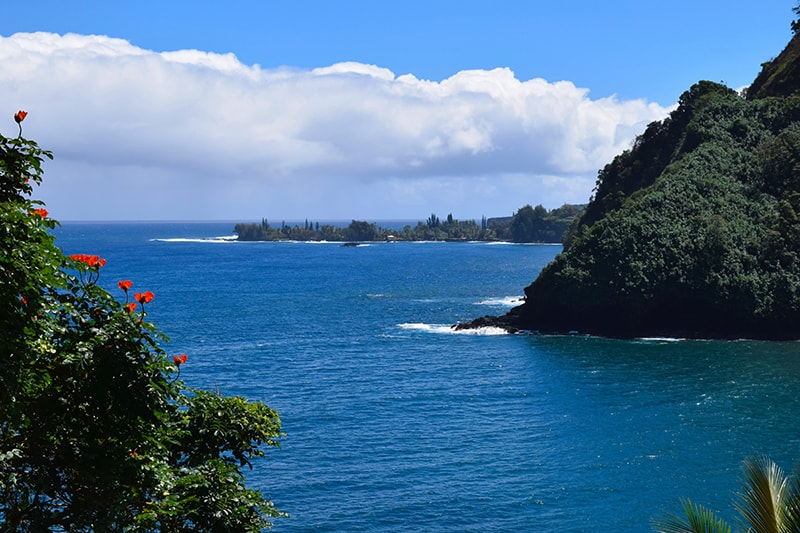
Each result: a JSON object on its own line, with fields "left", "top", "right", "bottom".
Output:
{"left": 0, "top": 112, "right": 285, "bottom": 531}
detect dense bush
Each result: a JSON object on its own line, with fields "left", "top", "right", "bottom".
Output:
{"left": 0, "top": 114, "right": 285, "bottom": 531}
{"left": 507, "top": 81, "right": 800, "bottom": 338}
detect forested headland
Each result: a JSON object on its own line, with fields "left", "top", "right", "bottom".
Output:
{"left": 234, "top": 203, "right": 585, "bottom": 243}
{"left": 458, "top": 15, "right": 800, "bottom": 340}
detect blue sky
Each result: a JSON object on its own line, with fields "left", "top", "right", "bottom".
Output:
{"left": 0, "top": 1, "right": 795, "bottom": 221}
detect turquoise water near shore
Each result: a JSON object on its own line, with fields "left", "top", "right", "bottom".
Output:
{"left": 55, "top": 222, "right": 800, "bottom": 532}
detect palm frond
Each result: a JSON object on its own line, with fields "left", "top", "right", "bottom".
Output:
{"left": 735, "top": 455, "right": 790, "bottom": 533}
{"left": 782, "top": 466, "right": 800, "bottom": 533}
{"left": 653, "top": 498, "right": 731, "bottom": 533}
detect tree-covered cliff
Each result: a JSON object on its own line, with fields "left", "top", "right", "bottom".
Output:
{"left": 461, "top": 30, "right": 800, "bottom": 339}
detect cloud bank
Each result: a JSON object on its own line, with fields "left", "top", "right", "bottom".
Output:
{"left": 0, "top": 32, "right": 670, "bottom": 220}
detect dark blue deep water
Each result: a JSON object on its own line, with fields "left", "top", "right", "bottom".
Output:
{"left": 54, "top": 222, "right": 800, "bottom": 532}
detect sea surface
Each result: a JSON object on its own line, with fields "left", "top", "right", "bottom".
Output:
{"left": 54, "top": 222, "right": 800, "bottom": 532}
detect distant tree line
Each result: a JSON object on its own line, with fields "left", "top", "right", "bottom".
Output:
{"left": 233, "top": 204, "right": 585, "bottom": 243}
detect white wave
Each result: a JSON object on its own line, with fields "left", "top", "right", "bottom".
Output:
{"left": 397, "top": 322, "right": 509, "bottom": 336}
{"left": 151, "top": 237, "right": 351, "bottom": 244}
{"left": 152, "top": 235, "right": 238, "bottom": 243}
{"left": 268, "top": 240, "right": 341, "bottom": 244}
{"left": 636, "top": 337, "right": 687, "bottom": 343}
{"left": 476, "top": 296, "right": 524, "bottom": 307}
{"left": 275, "top": 240, "right": 342, "bottom": 244}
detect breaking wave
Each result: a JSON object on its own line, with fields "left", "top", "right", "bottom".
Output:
{"left": 397, "top": 322, "right": 509, "bottom": 336}
{"left": 476, "top": 296, "right": 524, "bottom": 307}
{"left": 152, "top": 235, "right": 238, "bottom": 243}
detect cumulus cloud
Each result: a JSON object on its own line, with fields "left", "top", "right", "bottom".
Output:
{"left": 0, "top": 32, "right": 670, "bottom": 220}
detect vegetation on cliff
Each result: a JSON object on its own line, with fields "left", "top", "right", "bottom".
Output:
{"left": 467, "top": 29, "right": 800, "bottom": 339}
{"left": 746, "top": 3, "right": 800, "bottom": 99}
{"left": 1, "top": 116, "right": 284, "bottom": 530}
{"left": 234, "top": 203, "right": 584, "bottom": 243}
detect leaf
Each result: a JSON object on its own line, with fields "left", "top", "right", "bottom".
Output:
{"left": 653, "top": 499, "right": 731, "bottom": 533}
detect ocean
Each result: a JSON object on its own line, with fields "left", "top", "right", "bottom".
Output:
{"left": 53, "top": 222, "right": 800, "bottom": 532}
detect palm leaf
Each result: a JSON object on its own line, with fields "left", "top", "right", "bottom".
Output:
{"left": 735, "top": 455, "right": 790, "bottom": 533}
{"left": 781, "top": 466, "right": 800, "bottom": 533}
{"left": 653, "top": 498, "right": 731, "bottom": 533}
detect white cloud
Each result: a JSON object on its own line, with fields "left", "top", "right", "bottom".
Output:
{"left": 0, "top": 32, "right": 670, "bottom": 220}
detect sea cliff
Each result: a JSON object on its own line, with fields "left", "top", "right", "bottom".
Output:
{"left": 457, "top": 31, "right": 800, "bottom": 339}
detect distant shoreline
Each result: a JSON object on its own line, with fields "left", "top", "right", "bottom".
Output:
{"left": 233, "top": 204, "right": 586, "bottom": 244}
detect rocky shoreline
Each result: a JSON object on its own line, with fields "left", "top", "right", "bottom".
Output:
{"left": 452, "top": 313, "right": 523, "bottom": 334}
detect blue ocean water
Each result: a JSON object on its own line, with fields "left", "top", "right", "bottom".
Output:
{"left": 53, "top": 222, "right": 800, "bottom": 532}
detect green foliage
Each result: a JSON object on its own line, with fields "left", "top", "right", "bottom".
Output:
{"left": 346, "top": 219, "right": 379, "bottom": 241}
{"left": 234, "top": 205, "right": 584, "bottom": 243}
{"left": 654, "top": 499, "right": 731, "bottom": 533}
{"left": 511, "top": 81, "right": 800, "bottom": 338}
{"left": 235, "top": 214, "right": 496, "bottom": 241}
{"left": 500, "top": 203, "right": 584, "bottom": 243}
{"left": 653, "top": 456, "right": 800, "bottom": 533}
{"left": 0, "top": 118, "right": 284, "bottom": 530}
{"left": 747, "top": 28, "right": 800, "bottom": 99}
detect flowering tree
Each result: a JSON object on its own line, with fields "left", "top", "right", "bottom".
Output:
{"left": 0, "top": 112, "right": 285, "bottom": 531}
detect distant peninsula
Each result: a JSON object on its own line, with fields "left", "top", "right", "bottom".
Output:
{"left": 234, "top": 204, "right": 585, "bottom": 243}
{"left": 457, "top": 26, "right": 800, "bottom": 340}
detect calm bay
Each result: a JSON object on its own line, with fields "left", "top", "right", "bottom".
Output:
{"left": 53, "top": 222, "right": 800, "bottom": 532}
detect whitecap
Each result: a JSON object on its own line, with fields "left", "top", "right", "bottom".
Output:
{"left": 476, "top": 296, "right": 524, "bottom": 307}
{"left": 636, "top": 337, "right": 687, "bottom": 343}
{"left": 151, "top": 235, "right": 238, "bottom": 243}
{"left": 397, "top": 323, "right": 509, "bottom": 336}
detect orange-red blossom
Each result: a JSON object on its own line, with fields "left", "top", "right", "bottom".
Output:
{"left": 173, "top": 354, "right": 188, "bottom": 366}
{"left": 134, "top": 291, "right": 154, "bottom": 305}
{"left": 30, "top": 208, "right": 48, "bottom": 218}
{"left": 14, "top": 110, "right": 27, "bottom": 124}
{"left": 70, "top": 254, "right": 106, "bottom": 268}
{"left": 118, "top": 279, "right": 133, "bottom": 292}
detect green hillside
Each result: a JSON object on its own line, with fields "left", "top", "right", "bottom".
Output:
{"left": 461, "top": 30, "right": 800, "bottom": 339}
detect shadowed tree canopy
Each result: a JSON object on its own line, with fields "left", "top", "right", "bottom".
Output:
{"left": 458, "top": 26, "right": 800, "bottom": 340}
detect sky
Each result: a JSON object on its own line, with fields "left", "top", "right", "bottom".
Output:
{"left": 0, "top": 1, "right": 795, "bottom": 221}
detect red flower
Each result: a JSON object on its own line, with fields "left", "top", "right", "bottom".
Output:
{"left": 30, "top": 208, "right": 48, "bottom": 218}
{"left": 134, "top": 291, "right": 154, "bottom": 304}
{"left": 70, "top": 254, "right": 106, "bottom": 268}
{"left": 173, "top": 354, "right": 188, "bottom": 366}
{"left": 118, "top": 279, "right": 133, "bottom": 291}
{"left": 14, "top": 110, "right": 27, "bottom": 124}
{"left": 124, "top": 302, "right": 136, "bottom": 313}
